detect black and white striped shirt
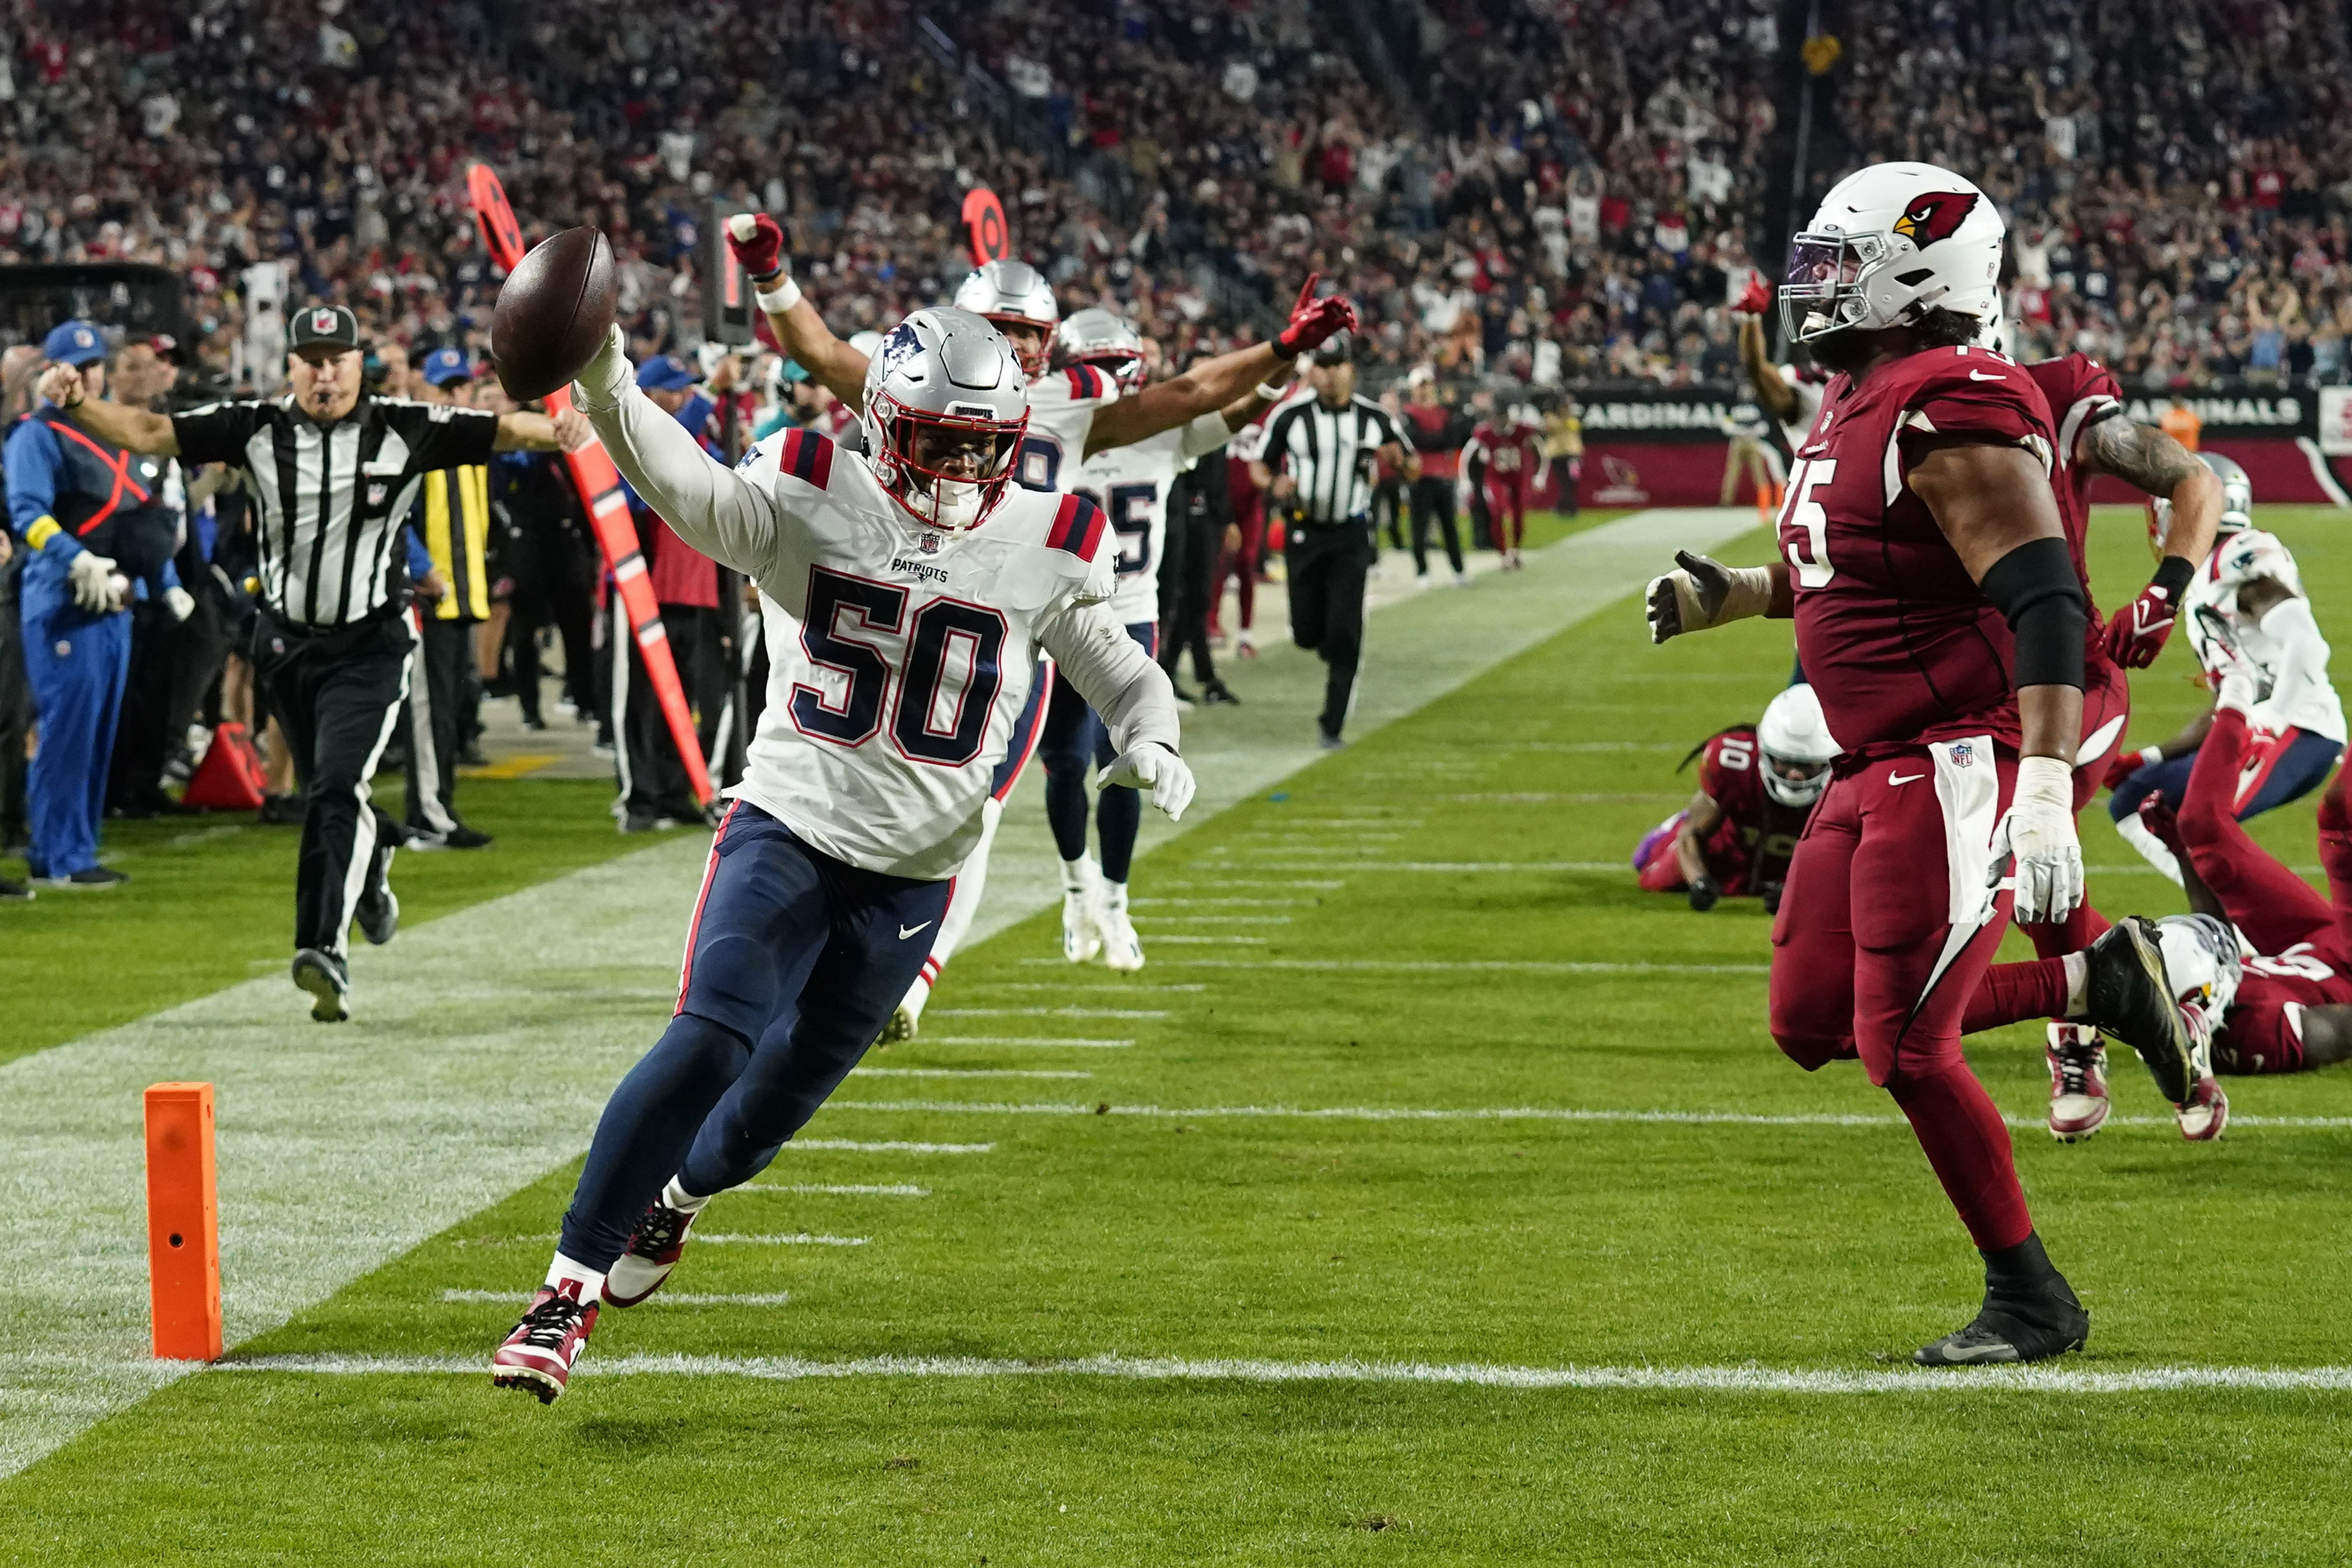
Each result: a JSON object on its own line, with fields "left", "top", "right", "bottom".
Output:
{"left": 173, "top": 395, "right": 501, "bottom": 626}
{"left": 1261, "top": 394, "right": 1402, "bottom": 524}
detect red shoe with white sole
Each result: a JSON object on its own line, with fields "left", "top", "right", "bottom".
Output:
{"left": 2045, "top": 1023, "right": 2110, "bottom": 1142}
{"left": 2177, "top": 1075, "right": 2230, "bottom": 1141}
{"left": 603, "top": 1197, "right": 702, "bottom": 1307}
{"left": 490, "top": 1284, "right": 600, "bottom": 1403}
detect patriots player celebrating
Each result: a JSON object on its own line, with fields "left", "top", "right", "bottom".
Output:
{"left": 1042, "top": 310, "right": 1270, "bottom": 970}
{"left": 1646, "top": 163, "right": 2195, "bottom": 1366}
{"left": 1633, "top": 685, "right": 1836, "bottom": 913}
{"left": 2105, "top": 453, "right": 2344, "bottom": 880}
{"left": 724, "top": 213, "right": 1351, "bottom": 1037}
{"left": 490, "top": 309, "right": 1192, "bottom": 1402}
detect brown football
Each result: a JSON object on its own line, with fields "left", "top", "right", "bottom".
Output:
{"left": 490, "top": 225, "right": 618, "bottom": 402}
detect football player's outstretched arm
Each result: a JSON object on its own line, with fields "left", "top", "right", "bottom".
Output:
{"left": 34, "top": 365, "right": 177, "bottom": 454}
{"left": 1084, "top": 275, "right": 1354, "bottom": 455}
{"left": 1735, "top": 314, "right": 1801, "bottom": 427}
{"left": 1674, "top": 791, "right": 1727, "bottom": 909}
{"left": 569, "top": 328, "right": 786, "bottom": 579}
{"left": 1646, "top": 552, "right": 1792, "bottom": 643}
{"left": 1037, "top": 593, "right": 1192, "bottom": 820}
{"left": 2082, "top": 416, "right": 2221, "bottom": 667}
{"left": 725, "top": 214, "right": 873, "bottom": 409}
{"left": 1908, "top": 438, "right": 2088, "bottom": 921}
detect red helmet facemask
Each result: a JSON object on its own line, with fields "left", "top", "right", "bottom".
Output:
{"left": 871, "top": 390, "right": 1028, "bottom": 532}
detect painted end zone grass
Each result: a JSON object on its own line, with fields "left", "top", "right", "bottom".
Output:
{"left": 7, "top": 509, "right": 2352, "bottom": 1563}
{"left": 0, "top": 778, "right": 674, "bottom": 1064}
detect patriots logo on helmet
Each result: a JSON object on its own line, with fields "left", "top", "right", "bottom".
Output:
{"left": 1891, "top": 192, "right": 1978, "bottom": 249}
{"left": 879, "top": 323, "right": 926, "bottom": 381}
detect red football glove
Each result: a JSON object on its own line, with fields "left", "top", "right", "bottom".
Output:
{"left": 725, "top": 212, "right": 786, "bottom": 282}
{"left": 2104, "top": 582, "right": 2181, "bottom": 668}
{"left": 1275, "top": 273, "right": 1358, "bottom": 359}
{"left": 2136, "top": 793, "right": 2186, "bottom": 858}
{"left": 1733, "top": 274, "right": 1774, "bottom": 316}
{"left": 2102, "top": 749, "right": 2149, "bottom": 791}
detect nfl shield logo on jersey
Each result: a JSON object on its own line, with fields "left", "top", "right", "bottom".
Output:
{"left": 918, "top": 531, "right": 941, "bottom": 554}
{"left": 1947, "top": 740, "right": 1976, "bottom": 768}
{"left": 367, "top": 481, "right": 389, "bottom": 507}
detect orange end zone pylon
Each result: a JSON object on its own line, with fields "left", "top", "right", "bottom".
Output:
{"left": 144, "top": 1082, "right": 222, "bottom": 1361}
{"left": 467, "top": 163, "right": 715, "bottom": 811}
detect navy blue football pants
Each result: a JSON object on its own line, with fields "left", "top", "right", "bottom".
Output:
{"left": 2108, "top": 725, "right": 2342, "bottom": 826}
{"left": 1041, "top": 620, "right": 1154, "bottom": 882}
{"left": 558, "top": 802, "right": 950, "bottom": 1270}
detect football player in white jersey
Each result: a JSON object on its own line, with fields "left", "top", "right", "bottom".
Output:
{"left": 720, "top": 213, "right": 1354, "bottom": 1036}
{"left": 1040, "top": 310, "right": 1273, "bottom": 971}
{"left": 492, "top": 308, "right": 1192, "bottom": 1402}
{"left": 2105, "top": 453, "right": 2346, "bottom": 881}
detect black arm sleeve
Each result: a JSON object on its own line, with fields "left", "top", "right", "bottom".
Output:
{"left": 1979, "top": 535, "right": 2087, "bottom": 690}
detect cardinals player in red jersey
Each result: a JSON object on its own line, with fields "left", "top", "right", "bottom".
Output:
{"left": 2003, "top": 344, "right": 2223, "bottom": 1132}
{"left": 1634, "top": 685, "right": 1836, "bottom": 912}
{"left": 1463, "top": 403, "right": 1542, "bottom": 569}
{"left": 1646, "top": 163, "right": 2199, "bottom": 1367}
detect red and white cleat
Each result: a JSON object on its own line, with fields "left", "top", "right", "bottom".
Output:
{"left": 2178, "top": 1075, "right": 2230, "bottom": 1141}
{"left": 490, "top": 1284, "right": 600, "bottom": 1403}
{"left": 604, "top": 1197, "right": 702, "bottom": 1307}
{"left": 2046, "top": 1023, "right": 2110, "bottom": 1142}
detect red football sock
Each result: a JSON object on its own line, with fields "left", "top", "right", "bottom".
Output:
{"left": 1961, "top": 957, "right": 2072, "bottom": 1034}
{"left": 1887, "top": 1062, "right": 2033, "bottom": 1251}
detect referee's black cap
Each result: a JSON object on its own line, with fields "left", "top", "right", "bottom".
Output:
{"left": 290, "top": 304, "right": 361, "bottom": 356}
{"left": 1308, "top": 329, "right": 1355, "bottom": 365}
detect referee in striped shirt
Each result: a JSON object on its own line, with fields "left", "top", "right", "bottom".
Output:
{"left": 1253, "top": 335, "right": 1416, "bottom": 747}
{"left": 38, "top": 304, "right": 580, "bottom": 1022}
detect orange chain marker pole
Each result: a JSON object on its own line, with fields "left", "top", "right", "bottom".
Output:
{"left": 144, "top": 1082, "right": 222, "bottom": 1361}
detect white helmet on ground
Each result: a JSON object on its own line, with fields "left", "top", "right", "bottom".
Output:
{"left": 859, "top": 307, "right": 1030, "bottom": 533}
{"left": 2147, "top": 450, "right": 2255, "bottom": 556}
{"left": 1782, "top": 162, "right": 2005, "bottom": 344}
{"left": 1757, "top": 684, "right": 1839, "bottom": 807}
{"left": 953, "top": 259, "right": 1059, "bottom": 377}
{"left": 2154, "top": 913, "right": 2243, "bottom": 1023}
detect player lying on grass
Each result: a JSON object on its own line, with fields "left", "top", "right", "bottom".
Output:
{"left": 1965, "top": 628, "right": 2352, "bottom": 1141}
{"left": 2103, "top": 454, "right": 2346, "bottom": 883}
{"left": 1632, "top": 684, "right": 1836, "bottom": 913}
{"left": 490, "top": 308, "right": 1193, "bottom": 1402}
{"left": 1646, "top": 161, "right": 2204, "bottom": 1366}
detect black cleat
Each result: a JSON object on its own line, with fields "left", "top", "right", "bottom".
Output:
{"left": 2084, "top": 916, "right": 2195, "bottom": 1104}
{"left": 356, "top": 852, "right": 399, "bottom": 946}
{"left": 1915, "top": 1264, "right": 2090, "bottom": 1367}
{"left": 291, "top": 948, "right": 351, "bottom": 1023}
{"left": 440, "top": 824, "right": 494, "bottom": 850}
{"left": 1201, "top": 679, "right": 1242, "bottom": 707}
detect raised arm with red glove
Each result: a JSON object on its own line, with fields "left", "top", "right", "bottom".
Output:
{"left": 1084, "top": 273, "right": 1356, "bottom": 455}
{"left": 727, "top": 211, "right": 874, "bottom": 408}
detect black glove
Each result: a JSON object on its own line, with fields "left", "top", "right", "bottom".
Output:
{"left": 1688, "top": 874, "right": 1720, "bottom": 913}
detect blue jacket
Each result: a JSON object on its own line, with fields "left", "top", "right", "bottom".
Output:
{"left": 5, "top": 406, "right": 181, "bottom": 583}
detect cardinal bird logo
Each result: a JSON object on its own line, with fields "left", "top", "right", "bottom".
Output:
{"left": 1892, "top": 191, "right": 1978, "bottom": 248}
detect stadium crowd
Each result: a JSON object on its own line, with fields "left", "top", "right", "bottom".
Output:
{"left": 6, "top": 0, "right": 2352, "bottom": 892}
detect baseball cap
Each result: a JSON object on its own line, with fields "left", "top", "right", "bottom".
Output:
{"left": 635, "top": 354, "right": 701, "bottom": 393}
{"left": 289, "top": 304, "right": 361, "bottom": 355}
{"left": 42, "top": 319, "right": 106, "bottom": 368}
{"left": 420, "top": 347, "right": 470, "bottom": 387}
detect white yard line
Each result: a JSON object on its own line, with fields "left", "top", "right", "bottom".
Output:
{"left": 856, "top": 1068, "right": 1093, "bottom": 1080}
{"left": 1021, "top": 957, "right": 1770, "bottom": 976}
{"left": 172, "top": 1350, "right": 2352, "bottom": 1395}
{"left": 742, "top": 1183, "right": 930, "bottom": 1197}
{"left": 692, "top": 1234, "right": 869, "bottom": 1247}
{"left": 786, "top": 1139, "right": 995, "bottom": 1154}
{"left": 825, "top": 1100, "right": 2352, "bottom": 1132}
{"left": 439, "top": 1289, "right": 793, "bottom": 1307}
{"left": 918, "top": 1036, "right": 1136, "bottom": 1049}
{"left": 929, "top": 1007, "right": 1171, "bottom": 1019}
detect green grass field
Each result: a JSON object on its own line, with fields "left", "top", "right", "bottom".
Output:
{"left": 6, "top": 508, "right": 2352, "bottom": 1564}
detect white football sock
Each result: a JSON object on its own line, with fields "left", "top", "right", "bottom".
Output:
{"left": 661, "top": 1175, "right": 713, "bottom": 1214}
{"left": 2062, "top": 951, "right": 2089, "bottom": 1019}
{"left": 1060, "top": 856, "right": 1097, "bottom": 894}
{"left": 1102, "top": 880, "right": 1130, "bottom": 915}
{"left": 544, "top": 1253, "right": 606, "bottom": 1306}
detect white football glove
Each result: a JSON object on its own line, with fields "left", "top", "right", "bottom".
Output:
{"left": 1645, "top": 550, "right": 1775, "bottom": 644}
{"left": 163, "top": 585, "right": 196, "bottom": 622}
{"left": 1099, "top": 741, "right": 1194, "bottom": 822}
{"left": 66, "top": 549, "right": 120, "bottom": 613}
{"left": 1992, "top": 755, "right": 2084, "bottom": 924}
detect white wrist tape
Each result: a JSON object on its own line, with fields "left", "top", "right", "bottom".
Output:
{"left": 2139, "top": 745, "right": 2163, "bottom": 767}
{"left": 754, "top": 273, "right": 802, "bottom": 313}
{"left": 1662, "top": 563, "right": 1774, "bottom": 631}
{"left": 1255, "top": 381, "right": 1288, "bottom": 401}
{"left": 2015, "top": 754, "right": 2075, "bottom": 813}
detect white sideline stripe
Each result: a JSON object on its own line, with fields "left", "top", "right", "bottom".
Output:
{"left": 1165, "top": 959, "right": 1772, "bottom": 976}
{"left": 963, "top": 982, "right": 1207, "bottom": 994}
{"left": 184, "top": 1352, "right": 2352, "bottom": 1394}
{"left": 930, "top": 1006, "right": 1171, "bottom": 1018}
{"left": 921, "top": 1036, "right": 1136, "bottom": 1048}
{"left": 856, "top": 1068, "right": 1093, "bottom": 1080}
{"left": 1141, "top": 935, "right": 1270, "bottom": 945}
{"left": 742, "top": 1183, "right": 929, "bottom": 1197}
{"left": 440, "top": 1289, "right": 792, "bottom": 1307}
{"left": 788, "top": 1139, "right": 994, "bottom": 1153}
{"left": 694, "top": 1233, "right": 869, "bottom": 1247}
{"left": 826, "top": 1101, "right": 2352, "bottom": 1131}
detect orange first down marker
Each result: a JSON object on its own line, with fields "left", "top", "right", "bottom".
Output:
{"left": 144, "top": 1082, "right": 222, "bottom": 1361}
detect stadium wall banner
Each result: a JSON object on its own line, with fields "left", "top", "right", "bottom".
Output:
{"left": 1566, "top": 389, "right": 1738, "bottom": 509}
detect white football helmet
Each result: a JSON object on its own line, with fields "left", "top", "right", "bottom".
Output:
{"left": 1757, "top": 684, "right": 1839, "bottom": 807}
{"left": 859, "top": 307, "right": 1030, "bottom": 533}
{"left": 953, "top": 259, "right": 1059, "bottom": 377}
{"left": 1052, "top": 307, "right": 1148, "bottom": 391}
{"left": 1782, "top": 162, "right": 2005, "bottom": 344}
{"left": 2147, "top": 450, "right": 2254, "bottom": 556}
{"left": 2154, "top": 913, "right": 2243, "bottom": 1022}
